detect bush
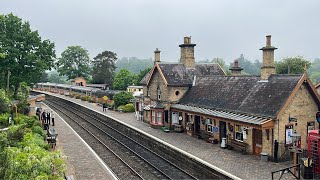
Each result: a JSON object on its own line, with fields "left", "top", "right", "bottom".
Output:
{"left": 32, "top": 126, "right": 45, "bottom": 137}
{"left": 113, "top": 91, "right": 133, "bottom": 108}
{"left": 80, "top": 96, "right": 86, "bottom": 101}
{"left": 75, "top": 94, "right": 81, "bottom": 99}
{"left": 0, "top": 113, "right": 10, "bottom": 127}
{"left": 117, "top": 105, "right": 125, "bottom": 112}
{"left": 107, "top": 101, "right": 114, "bottom": 109}
{"left": 0, "top": 89, "right": 10, "bottom": 114}
{"left": 123, "top": 104, "right": 135, "bottom": 112}
{"left": 117, "top": 104, "right": 135, "bottom": 113}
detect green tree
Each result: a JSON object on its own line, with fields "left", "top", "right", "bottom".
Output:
{"left": 39, "top": 72, "right": 48, "bottom": 82}
{"left": 56, "top": 46, "right": 91, "bottom": 80}
{"left": 47, "top": 70, "right": 67, "bottom": 84}
{"left": 115, "top": 57, "right": 153, "bottom": 74}
{"left": 275, "top": 56, "right": 311, "bottom": 74}
{"left": 112, "top": 69, "right": 135, "bottom": 90}
{"left": 309, "top": 58, "right": 320, "bottom": 84}
{"left": 231, "top": 54, "right": 261, "bottom": 75}
{"left": 0, "top": 89, "right": 10, "bottom": 114}
{"left": 0, "top": 13, "right": 55, "bottom": 97}
{"left": 113, "top": 91, "right": 133, "bottom": 107}
{"left": 92, "top": 50, "right": 117, "bottom": 84}
{"left": 135, "top": 67, "right": 151, "bottom": 85}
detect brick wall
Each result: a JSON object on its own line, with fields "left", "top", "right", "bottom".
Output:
{"left": 275, "top": 83, "right": 319, "bottom": 151}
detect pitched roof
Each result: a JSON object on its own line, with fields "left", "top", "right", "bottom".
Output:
{"left": 142, "top": 62, "right": 226, "bottom": 86}
{"left": 178, "top": 74, "right": 303, "bottom": 118}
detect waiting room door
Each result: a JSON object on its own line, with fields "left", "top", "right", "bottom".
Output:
{"left": 219, "top": 121, "right": 226, "bottom": 143}
{"left": 194, "top": 115, "right": 201, "bottom": 136}
{"left": 253, "top": 129, "right": 262, "bottom": 156}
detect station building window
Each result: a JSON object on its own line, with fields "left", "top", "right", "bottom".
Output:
{"left": 235, "top": 124, "right": 244, "bottom": 142}
{"left": 157, "top": 87, "right": 161, "bottom": 100}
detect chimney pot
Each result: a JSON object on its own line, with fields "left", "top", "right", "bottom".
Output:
{"left": 154, "top": 48, "right": 161, "bottom": 63}
{"left": 266, "top": 35, "right": 271, "bottom": 46}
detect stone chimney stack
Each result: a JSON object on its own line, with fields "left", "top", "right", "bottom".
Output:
{"left": 229, "top": 59, "right": 243, "bottom": 76}
{"left": 260, "top": 35, "right": 277, "bottom": 80}
{"left": 179, "top": 36, "right": 196, "bottom": 69}
{"left": 154, "top": 48, "right": 161, "bottom": 63}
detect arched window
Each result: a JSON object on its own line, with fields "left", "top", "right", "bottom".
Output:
{"left": 157, "top": 87, "right": 161, "bottom": 100}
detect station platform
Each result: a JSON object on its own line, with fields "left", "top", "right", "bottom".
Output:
{"left": 36, "top": 101, "right": 116, "bottom": 180}
{"left": 35, "top": 90, "right": 293, "bottom": 180}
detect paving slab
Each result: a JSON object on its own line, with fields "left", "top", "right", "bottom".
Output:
{"left": 36, "top": 101, "right": 116, "bottom": 180}
{"left": 36, "top": 91, "right": 298, "bottom": 180}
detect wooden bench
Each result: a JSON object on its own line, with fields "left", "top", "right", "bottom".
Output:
{"left": 228, "top": 139, "right": 248, "bottom": 154}
{"left": 46, "top": 129, "right": 58, "bottom": 149}
{"left": 198, "top": 131, "right": 212, "bottom": 142}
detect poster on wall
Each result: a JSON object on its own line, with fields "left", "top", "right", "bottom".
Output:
{"left": 285, "top": 125, "right": 293, "bottom": 145}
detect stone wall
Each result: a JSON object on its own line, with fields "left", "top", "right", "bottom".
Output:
{"left": 275, "top": 83, "right": 319, "bottom": 151}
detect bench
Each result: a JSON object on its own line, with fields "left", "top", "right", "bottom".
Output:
{"left": 46, "top": 129, "right": 58, "bottom": 149}
{"left": 198, "top": 131, "right": 212, "bottom": 142}
{"left": 228, "top": 139, "right": 248, "bottom": 154}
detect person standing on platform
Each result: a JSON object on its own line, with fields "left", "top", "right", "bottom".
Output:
{"left": 51, "top": 111, "right": 55, "bottom": 126}
{"left": 41, "top": 110, "right": 46, "bottom": 127}
{"left": 102, "top": 103, "right": 106, "bottom": 112}
{"left": 47, "top": 111, "right": 51, "bottom": 125}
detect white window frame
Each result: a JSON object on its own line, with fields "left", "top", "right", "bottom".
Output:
{"left": 156, "top": 112, "right": 162, "bottom": 124}
{"left": 235, "top": 124, "right": 244, "bottom": 142}
{"left": 151, "top": 111, "right": 155, "bottom": 123}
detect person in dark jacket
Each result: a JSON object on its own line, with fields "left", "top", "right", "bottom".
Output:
{"left": 47, "top": 112, "right": 51, "bottom": 125}
{"left": 41, "top": 110, "right": 46, "bottom": 127}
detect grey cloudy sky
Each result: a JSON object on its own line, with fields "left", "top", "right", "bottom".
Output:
{"left": 1, "top": 0, "right": 319, "bottom": 64}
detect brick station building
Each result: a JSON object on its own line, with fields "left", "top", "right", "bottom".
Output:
{"left": 316, "top": 82, "right": 320, "bottom": 95}
{"left": 141, "top": 35, "right": 320, "bottom": 160}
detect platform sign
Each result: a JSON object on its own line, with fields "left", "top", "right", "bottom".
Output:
{"left": 285, "top": 125, "right": 293, "bottom": 145}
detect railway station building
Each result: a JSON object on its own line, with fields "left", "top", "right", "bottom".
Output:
{"left": 141, "top": 36, "right": 320, "bottom": 160}
{"left": 316, "top": 82, "right": 320, "bottom": 94}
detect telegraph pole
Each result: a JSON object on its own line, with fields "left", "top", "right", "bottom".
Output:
{"left": 6, "top": 70, "right": 10, "bottom": 93}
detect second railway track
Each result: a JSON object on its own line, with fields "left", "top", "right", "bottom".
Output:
{"left": 45, "top": 98, "right": 198, "bottom": 180}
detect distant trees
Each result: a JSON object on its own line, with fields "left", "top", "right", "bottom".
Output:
{"left": 0, "top": 13, "right": 55, "bottom": 97}
{"left": 275, "top": 56, "right": 311, "bottom": 75}
{"left": 115, "top": 57, "right": 153, "bottom": 74}
{"left": 92, "top": 50, "right": 117, "bottom": 84}
{"left": 56, "top": 46, "right": 91, "bottom": 80}
{"left": 47, "top": 70, "right": 67, "bottom": 84}
{"left": 112, "top": 69, "right": 135, "bottom": 90}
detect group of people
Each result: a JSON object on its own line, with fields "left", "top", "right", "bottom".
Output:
{"left": 40, "top": 110, "right": 55, "bottom": 128}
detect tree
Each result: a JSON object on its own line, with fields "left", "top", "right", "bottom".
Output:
{"left": 47, "top": 71, "right": 67, "bottom": 84}
{"left": 275, "top": 56, "right": 311, "bottom": 74}
{"left": 113, "top": 91, "right": 133, "bottom": 107}
{"left": 0, "top": 13, "right": 55, "bottom": 97}
{"left": 39, "top": 72, "right": 48, "bottom": 82}
{"left": 309, "top": 58, "right": 320, "bottom": 84}
{"left": 115, "top": 57, "right": 153, "bottom": 74}
{"left": 229, "top": 54, "right": 261, "bottom": 75}
{"left": 56, "top": 46, "right": 91, "bottom": 80}
{"left": 92, "top": 50, "right": 117, "bottom": 84}
{"left": 112, "top": 69, "right": 135, "bottom": 90}
{"left": 135, "top": 67, "right": 151, "bottom": 85}
{"left": 0, "top": 89, "right": 10, "bottom": 114}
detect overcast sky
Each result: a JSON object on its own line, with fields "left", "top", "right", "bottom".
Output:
{"left": 1, "top": 0, "right": 319, "bottom": 64}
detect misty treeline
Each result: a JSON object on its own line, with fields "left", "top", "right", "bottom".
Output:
{"left": 199, "top": 54, "right": 320, "bottom": 84}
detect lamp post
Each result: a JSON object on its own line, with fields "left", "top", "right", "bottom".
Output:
{"left": 290, "top": 130, "right": 301, "bottom": 176}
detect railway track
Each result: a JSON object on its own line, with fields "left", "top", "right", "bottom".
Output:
{"left": 45, "top": 98, "right": 198, "bottom": 180}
